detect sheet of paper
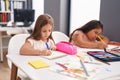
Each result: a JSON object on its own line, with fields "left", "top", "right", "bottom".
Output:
{"left": 49, "top": 58, "right": 101, "bottom": 80}
{"left": 42, "top": 51, "right": 67, "bottom": 60}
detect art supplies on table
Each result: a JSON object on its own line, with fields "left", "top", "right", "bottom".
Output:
{"left": 106, "top": 45, "right": 120, "bottom": 56}
{"left": 108, "top": 41, "right": 120, "bottom": 46}
{"left": 107, "top": 49, "right": 120, "bottom": 56}
{"left": 28, "top": 60, "right": 49, "bottom": 69}
{"left": 56, "top": 41, "right": 77, "bottom": 55}
{"left": 107, "top": 45, "right": 119, "bottom": 50}
{"left": 87, "top": 51, "right": 120, "bottom": 63}
{"left": 48, "top": 59, "right": 101, "bottom": 80}
{"left": 42, "top": 51, "right": 67, "bottom": 60}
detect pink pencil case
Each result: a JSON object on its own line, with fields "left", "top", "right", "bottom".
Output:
{"left": 56, "top": 41, "right": 77, "bottom": 55}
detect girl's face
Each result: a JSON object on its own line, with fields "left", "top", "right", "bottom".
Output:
{"left": 40, "top": 24, "right": 52, "bottom": 41}
{"left": 86, "top": 28, "right": 102, "bottom": 41}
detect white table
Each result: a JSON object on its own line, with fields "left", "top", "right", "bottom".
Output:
{"left": 6, "top": 48, "right": 120, "bottom": 80}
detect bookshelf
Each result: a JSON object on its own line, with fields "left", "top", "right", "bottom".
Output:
{"left": 0, "top": 0, "right": 32, "bottom": 27}
{"left": 0, "top": 0, "right": 32, "bottom": 62}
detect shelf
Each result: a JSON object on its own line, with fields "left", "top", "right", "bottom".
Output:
{"left": 10, "top": 0, "right": 26, "bottom": 1}
{"left": 0, "top": 11, "right": 11, "bottom": 13}
{"left": 0, "top": 22, "right": 8, "bottom": 24}
{"left": 0, "top": 0, "right": 28, "bottom": 27}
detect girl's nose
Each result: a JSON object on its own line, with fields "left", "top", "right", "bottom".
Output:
{"left": 96, "top": 35, "right": 98, "bottom": 38}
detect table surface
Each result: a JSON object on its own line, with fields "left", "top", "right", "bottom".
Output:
{"left": 7, "top": 46, "right": 120, "bottom": 80}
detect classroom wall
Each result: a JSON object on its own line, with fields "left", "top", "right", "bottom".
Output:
{"left": 44, "top": 0, "right": 70, "bottom": 35}
{"left": 69, "top": 0, "right": 101, "bottom": 34}
{"left": 31, "top": 0, "right": 44, "bottom": 28}
{"left": 34, "top": 0, "right": 120, "bottom": 41}
{"left": 100, "top": 0, "right": 120, "bottom": 42}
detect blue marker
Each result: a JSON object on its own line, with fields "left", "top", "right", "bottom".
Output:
{"left": 45, "top": 42, "right": 50, "bottom": 50}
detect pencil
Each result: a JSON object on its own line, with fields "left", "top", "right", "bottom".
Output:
{"left": 56, "top": 62, "right": 68, "bottom": 70}
{"left": 97, "top": 36, "right": 106, "bottom": 44}
{"left": 80, "top": 60, "right": 89, "bottom": 76}
{"left": 98, "top": 36, "right": 107, "bottom": 52}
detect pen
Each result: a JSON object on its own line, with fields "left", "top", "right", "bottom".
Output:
{"left": 80, "top": 60, "right": 89, "bottom": 76}
{"left": 56, "top": 62, "right": 68, "bottom": 70}
{"left": 45, "top": 42, "right": 50, "bottom": 50}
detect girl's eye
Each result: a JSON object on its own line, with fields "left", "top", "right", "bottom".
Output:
{"left": 43, "top": 31, "right": 46, "bottom": 32}
{"left": 95, "top": 31, "right": 99, "bottom": 35}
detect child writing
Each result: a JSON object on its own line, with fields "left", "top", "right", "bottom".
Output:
{"left": 20, "top": 14, "right": 56, "bottom": 56}
{"left": 69, "top": 20, "right": 109, "bottom": 49}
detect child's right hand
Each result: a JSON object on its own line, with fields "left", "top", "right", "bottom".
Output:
{"left": 97, "top": 42, "right": 107, "bottom": 49}
{"left": 51, "top": 46, "right": 56, "bottom": 51}
{"left": 41, "top": 50, "right": 52, "bottom": 56}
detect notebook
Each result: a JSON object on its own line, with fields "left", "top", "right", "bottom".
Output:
{"left": 28, "top": 60, "right": 49, "bottom": 69}
{"left": 42, "top": 51, "right": 67, "bottom": 60}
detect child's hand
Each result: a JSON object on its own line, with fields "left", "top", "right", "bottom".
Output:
{"left": 97, "top": 42, "right": 107, "bottom": 49}
{"left": 51, "top": 46, "right": 56, "bottom": 51}
{"left": 41, "top": 50, "right": 52, "bottom": 56}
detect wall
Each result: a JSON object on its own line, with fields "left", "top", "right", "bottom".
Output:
{"left": 31, "top": 0, "right": 44, "bottom": 28}
{"left": 100, "top": 0, "right": 120, "bottom": 41}
{"left": 44, "top": 0, "right": 70, "bottom": 35}
{"left": 70, "top": 0, "right": 101, "bottom": 34}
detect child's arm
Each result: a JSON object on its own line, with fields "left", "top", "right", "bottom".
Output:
{"left": 71, "top": 31, "right": 107, "bottom": 49}
{"left": 20, "top": 41, "right": 51, "bottom": 56}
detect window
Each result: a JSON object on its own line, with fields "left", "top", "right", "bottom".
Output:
{"left": 70, "top": 0, "right": 101, "bottom": 33}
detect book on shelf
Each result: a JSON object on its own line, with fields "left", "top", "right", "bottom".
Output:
{"left": 5, "top": 0, "right": 9, "bottom": 11}
{"left": 2, "top": 13, "right": 6, "bottom": 22}
{"left": 0, "top": 0, "right": 5, "bottom": 11}
{"left": 0, "top": 13, "right": 10, "bottom": 22}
